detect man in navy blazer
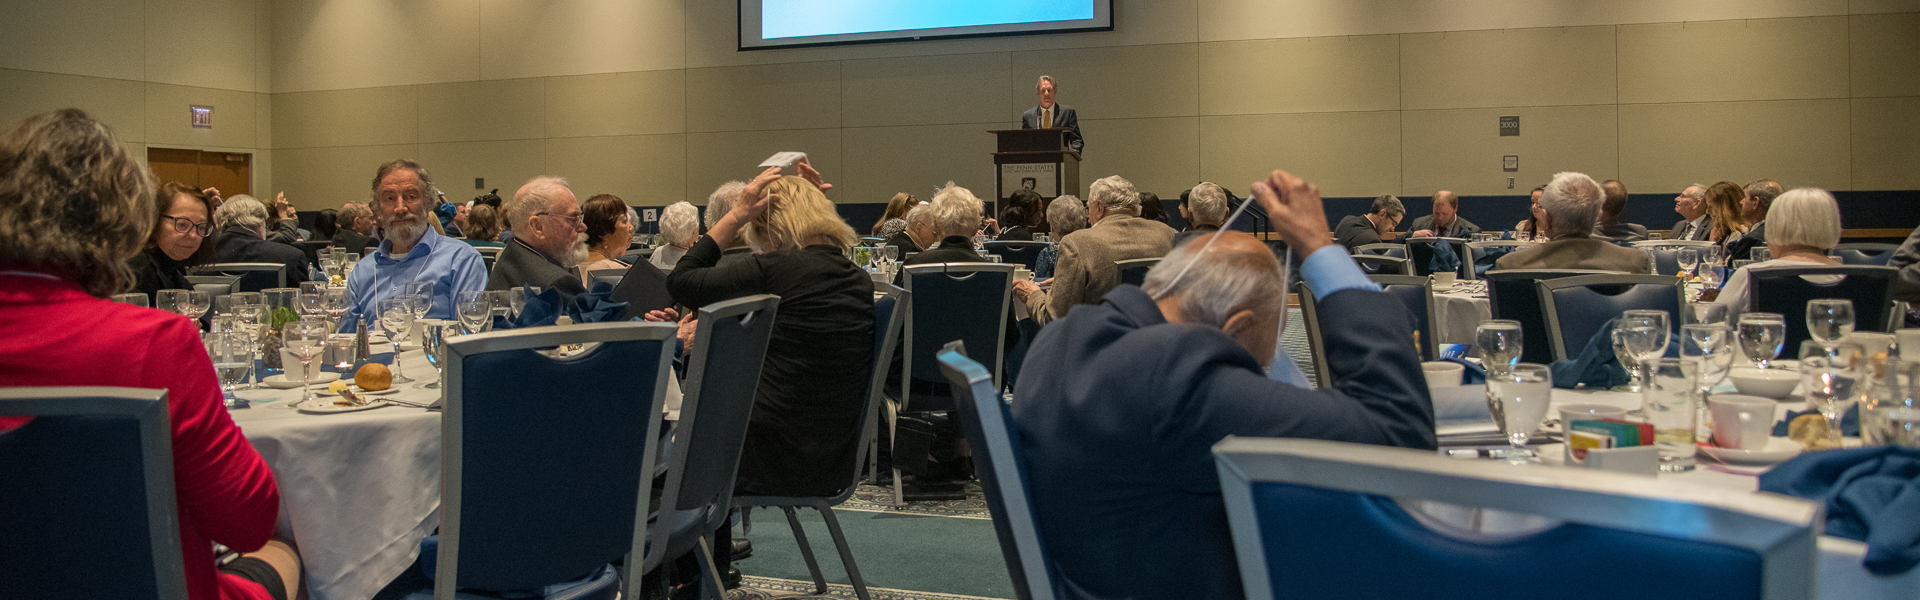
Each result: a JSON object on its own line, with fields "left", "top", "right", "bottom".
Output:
{"left": 1020, "top": 75, "right": 1083, "bottom": 154}
{"left": 1012, "top": 169, "right": 1436, "bottom": 600}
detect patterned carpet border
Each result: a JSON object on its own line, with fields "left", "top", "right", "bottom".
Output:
{"left": 835, "top": 483, "right": 991, "bottom": 519}
{"left": 733, "top": 576, "right": 1009, "bottom": 600}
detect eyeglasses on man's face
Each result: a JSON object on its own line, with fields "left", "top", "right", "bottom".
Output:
{"left": 164, "top": 215, "right": 213, "bottom": 237}
{"left": 535, "top": 211, "right": 585, "bottom": 227}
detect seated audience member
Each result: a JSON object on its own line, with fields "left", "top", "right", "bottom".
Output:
{"left": 1174, "top": 182, "right": 1229, "bottom": 247}
{"left": 212, "top": 195, "right": 311, "bottom": 285}
{"left": 1403, "top": 190, "right": 1481, "bottom": 239}
{"left": 1333, "top": 194, "right": 1403, "bottom": 250}
{"left": 461, "top": 204, "right": 504, "bottom": 246}
{"left": 577, "top": 194, "right": 636, "bottom": 281}
{"left": 310, "top": 208, "right": 341, "bottom": 243}
{"left": 1716, "top": 188, "right": 1844, "bottom": 320}
{"left": 1013, "top": 175, "right": 1176, "bottom": 325}
{"left": 1670, "top": 184, "right": 1713, "bottom": 241}
{"left": 650, "top": 201, "right": 699, "bottom": 271}
{"left": 0, "top": 108, "right": 301, "bottom": 600}
{"left": 488, "top": 176, "right": 590, "bottom": 303}
{"left": 1033, "top": 195, "right": 1087, "bottom": 279}
{"left": 1137, "top": 191, "right": 1168, "bottom": 224}
{"left": 700, "top": 181, "right": 755, "bottom": 266}
{"left": 1493, "top": 172, "right": 1653, "bottom": 273}
{"left": 996, "top": 206, "right": 1036, "bottom": 241}
{"left": 1703, "top": 180, "right": 1752, "bottom": 255}
{"left": 903, "top": 184, "right": 993, "bottom": 266}
{"left": 1593, "top": 180, "right": 1649, "bottom": 242}
{"left": 452, "top": 201, "right": 470, "bottom": 235}
{"left": 129, "top": 182, "right": 217, "bottom": 303}
{"left": 339, "top": 160, "right": 487, "bottom": 326}
{"left": 333, "top": 202, "right": 376, "bottom": 254}
{"left": 257, "top": 193, "right": 305, "bottom": 244}
{"left": 871, "top": 191, "right": 921, "bottom": 239}
{"left": 1515, "top": 186, "right": 1547, "bottom": 238}
{"left": 1014, "top": 168, "right": 1436, "bottom": 600}
{"left": 1726, "top": 178, "right": 1781, "bottom": 261}
{"left": 1005, "top": 188, "right": 1045, "bottom": 236}
{"left": 888, "top": 203, "right": 937, "bottom": 256}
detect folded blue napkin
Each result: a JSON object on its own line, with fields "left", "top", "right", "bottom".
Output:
{"left": 1771, "top": 404, "right": 1860, "bottom": 437}
{"left": 493, "top": 282, "right": 633, "bottom": 329}
{"left": 1548, "top": 318, "right": 1631, "bottom": 390}
{"left": 1759, "top": 446, "right": 1920, "bottom": 575}
{"left": 1428, "top": 240, "right": 1461, "bottom": 276}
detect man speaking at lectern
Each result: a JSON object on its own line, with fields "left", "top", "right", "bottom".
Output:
{"left": 1021, "top": 75, "right": 1083, "bottom": 154}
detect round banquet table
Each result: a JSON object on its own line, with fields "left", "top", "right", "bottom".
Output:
{"left": 1430, "top": 284, "right": 1490, "bottom": 345}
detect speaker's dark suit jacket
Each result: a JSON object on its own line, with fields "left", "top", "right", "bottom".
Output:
{"left": 1020, "top": 104, "right": 1084, "bottom": 154}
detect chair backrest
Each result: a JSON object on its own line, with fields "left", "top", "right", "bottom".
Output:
{"left": 1115, "top": 257, "right": 1159, "bottom": 287}
{"left": 0, "top": 387, "right": 187, "bottom": 600}
{"left": 586, "top": 268, "right": 625, "bottom": 288}
{"left": 903, "top": 263, "right": 1013, "bottom": 394}
{"left": 1352, "top": 243, "right": 1406, "bottom": 258}
{"left": 649, "top": 295, "right": 779, "bottom": 565}
{"left": 939, "top": 343, "right": 1059, "bottom": 600}
{"left": 1538, "top": 274, "right": 1685, "bottom": 362}
{"left": 1483, "top": 269, "right": 1613, "bottom": 365}
{"left": 186, "top": 274, "right": 242, "bottom": 297}
{"left": 984, "top": 241, "right": 1050, "bottom": 270}
{"left": 1747, "top": 266, "right": 1900, "bottom": 350}
{"left": 293, "top": 240, "right": 333, "bottom": 267}
{"left": 861, "top": 236, "right": 886, "bottom": 245}
{"left": 1294, "top": 281, "right": 1331, "bottom": 387}
{"left": 1404, "top": 237, "right": 1467, "bottom": 277}
{"left": 475, "top": 246, "right": 504, "bottom": 273}
{"left": 1353, "top": 255, "right": 1411, "bottom": 276}
{"left": 1462, "top": 241, "right": 1538, "bottom": 280}
{"left": 1368, "top": 274, "right": 1437, "bottom": 360}
{"left": 439, "top": 322, "right": 677, "bottom": 597}
{"left": 1830, "top": 243, "right": 1897, "bottom": 266}
{"left": 193, "top": 262, "right": 286, "bottom": 293}
{"left": 1213, "top": 437, "right": 1819, "bottom": 600}
{"left": 843, "top": 283, "right": 909, "bottom": 499}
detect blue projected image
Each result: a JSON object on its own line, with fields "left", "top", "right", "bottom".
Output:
{"left": 763, "top": 0, "right": 1095, "bottom": 40}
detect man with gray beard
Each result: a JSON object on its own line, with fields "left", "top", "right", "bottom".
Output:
{"left": 488, "top": 176, "right": 591, "bottom": 304}
{"left": 339, "top": 159, "right": 487, "bottom": 328}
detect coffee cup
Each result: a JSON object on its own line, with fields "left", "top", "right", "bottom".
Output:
{"left": 1707, "top": 394, "right": 1777, "bottom": 450}
{"left": 1558, "top": 403, "right": 1629, "bottom": 427}
{"left": 1431, "top": 272, "right": 1457, "bottom": 290}
{"left": 1421, "top": 361, "right": 1464, "bottom": 389}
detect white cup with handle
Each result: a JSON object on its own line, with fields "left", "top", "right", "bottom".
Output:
{"left": 1708, "top": 394, "right": 1777, "bottom": 450}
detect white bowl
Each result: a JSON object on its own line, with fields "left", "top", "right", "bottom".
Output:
{"left": 1728, "top": 367, "right": 1798, "bottom": 399}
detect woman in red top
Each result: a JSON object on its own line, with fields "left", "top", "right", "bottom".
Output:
{"left": 0, "top": 109, "right": 300, "bottom": 600}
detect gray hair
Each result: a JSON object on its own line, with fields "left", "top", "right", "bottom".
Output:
{"left": 1745, "top": 179, "right": 1784, "bottom": 210}
{"left": 1140, "top": 233, "right": 1287, "bottom": 329}
{"left": 215, "top": 195, "right": 267, "bottom": 230}
{"left": 927, "top": 182, "right": 983, "bottom": 238}
{"left": 659, "top": 201, "right": 700, "bottom": 245}
{"left": 368, "top": 159, "right": 434, "bottom": 212}
{"left": 1187, "top": 183, "right": 1229, "bottom": 225}
{"left": 704, "top": 180, "right": 745, "bottom": 229}
{"left": 1089, "top": 175, "right": 1139, "bottom": 217}
{"left": 1035, "top": 75, "right": 1056, "bottom": 93}
{"left": 1047, "top": 195, "right": 1088, "bottom": 235}
{"left": 1680, "top": 184, "right": 1707, "bottom": 201}
{"left": 1369, "top": 195, "right": 1404, "bottom": 217}
{"left": 1540, "top": 171, "right": 1604, "bottom": 237}
{"left": 1764, "top": 188, "right": 1841, "bottom": 249}
{"left": 904, "top": 203, "right": 934, "bottom": 230}
{"left": 506, "top": 176, "right": 571, "bottom": 230}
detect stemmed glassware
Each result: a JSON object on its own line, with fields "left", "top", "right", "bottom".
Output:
{"left": 420, "top": 319, "right": 453, "bottom": 389}
{"left": 230, "top": 292, "right": 265, "bottom": 388}
{"left": 1619, "top": 309, "right": 1670, "bottom": 377}
{"left": 1475, "top": 320, "right": 1523, "bottom": 376}
{"left": 1644, "top": 357, "right": 1699, "bottom": 472}
{"left": 297, "top": 281, "right": 329, "bottom": 324}
{"left": 403, "top": 281, "right": 433, "bottom": 319}
{"left": 156, "top": 289, "right": 188, "bottom": 315}
{"left": 377, "top": 297, "right": 416, "bottom": 384}
{"left": 322, "top": 288, "right": 350, "bottom": 330}
{"left": 1682, "top": 323, "right": 1735, "bottom": 402}
{"left": 485, "top": 290, "right": 511, "bottom": 324}
{"left": 1806, "top": 299, "right": 1855, "bottom": 349}
{"left": 1686, "top": 302, "right": 1729, "bottom": 326}
{"left": 208, "top": 331, "right": 254, "bottom": 409}
{"left": 457, "top": 290, "right": 493, "bottom": 335}
{"left": 111, "top": 293, "right": 149, "bottom": 307}
{"left": 183, "top": 290, "right": 211, "bottom": 322}
{"left": 1800, "top": 341, "right": 1865, "bottom": 448}
{"left": 1488, "top": 363, "right": 1553, "bottom": 463}
{"left": 1751, "top": 247, "right": 1771, "bottom": 262}
{"left": 1610, "top": 328, "right": 1643, "bottom": 392}
{"left": 282, "top": 321, "right": 329, "bottom": 405}
{"left": 508, "top": 286, "right": 540, "bottom": 321}
{"left": 1677, "top": 248, "right": 1700, "bottom": 281}
{"left": 1738, "top": 312, "right": 1788, "bottom": 369}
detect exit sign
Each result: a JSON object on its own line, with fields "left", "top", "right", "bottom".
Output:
{"left": 190, "top": 105, "right": 213, "bottom": 128}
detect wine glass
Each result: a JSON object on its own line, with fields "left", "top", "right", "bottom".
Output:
{"left": 1751, "top": 247, "right": 1771, "bottom": 262}
{"left": 1738, "top": 312, "right": 1787, "bottom": 370}
{"left": 508, "top": 286, "right": 535, "bottom": 320}
{"left": 282, "top": 321, "right": 328, "bottom": 405}
{"left": 322, "top": 287, "right": 350, "bottom": 328}
{"left": 1682, "top": 323, "right": 1734, "bottom": 399}
{"left": 112, "top": 292, "right": 149, "bottom": 307}
{"left": 486, "top": 290, "right": 511, "bottom": 324}
{"left": 420, "top": 319, "right": 453, "bottom": 389}
{"left": 208, "top": 331, "right": 254, "bottom": 409}
{"left": 1610, "top": 328, "right": 1642, "bottom": 392}
{"left": 403, "top": 281, "right": 434, "bottom": 318}
{"left": 1686, "top": 302, "right": 1729, "bottom": 326}
{"left": 377, "top": 297, "right": 416, "bottom": 384}
{"left": 1488, "top": 363, "right": 1553, "bottom": 463}
{"left": 297, "top": 281, "right": 328, "bottom": 322}
{"left": 457, "top": 290, "right": 492, "bottom": 335}
{"left": 1800, "top": 341, "right": 1865, "bottom": 448}
{"left": 1643, "top": 357, "right": 1699, "bottom": 472}
{"left": 1475, "top": 320, "right": 1523, "bottom": 376}
{"left": 156, "top": 289, "right": 189, "bottom": 316}
{"left": 1676, "top": 248, "right": 1700, "bottom": 281}
{"left": 1807, "top": 299, "right": 1855, "bottom": 349}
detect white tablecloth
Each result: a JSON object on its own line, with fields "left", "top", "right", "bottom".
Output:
{"left": 1430, "top": 290, "right": 1490, "bottom": 345}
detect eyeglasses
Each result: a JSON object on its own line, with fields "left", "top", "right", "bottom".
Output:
{"left": 535, "top": 211, "right": 585, "bottom": 226}
{"left": 163, "top": 215, "right": 213, "bottom": 237}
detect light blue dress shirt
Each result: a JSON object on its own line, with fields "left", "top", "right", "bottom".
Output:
{"left": 1270, "top": 244, "right": 1381, "bottom": 386}
{"left": 338, "top": 228, "right": 487, "bottom": 332}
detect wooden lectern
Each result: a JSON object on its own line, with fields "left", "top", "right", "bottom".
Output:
{"left": 989, "top": 127, "right": 1080, "bottom": 219}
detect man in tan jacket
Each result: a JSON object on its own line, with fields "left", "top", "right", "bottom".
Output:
{"left": 1493, "top": 171, "right": 1653, "bottom": 274}
{"left": 1015, "top": 175, "right": 1178, "bottom": 324}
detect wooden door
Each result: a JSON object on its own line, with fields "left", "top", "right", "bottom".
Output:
{"left": 147, "top": 147, "right": 250, "bottom": 197}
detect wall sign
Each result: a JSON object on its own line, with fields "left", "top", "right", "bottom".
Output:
{"left": 190, "top": 105, "right": 213, "bottom": 128}
{"left": 1499, "top": 116, "right": 1519, "bottom": 136}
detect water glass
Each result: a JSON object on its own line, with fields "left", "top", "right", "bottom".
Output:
{"left": 1751, "top": 247, "right": 1771, "bottom": 262}
{"left": 297, "top": 281, "right": 328, "bottom": 320}
{"left": 1642, "top": 358, "right": 1698, "bottom": 471}
{"left": 1681, "top": 324, "right": 1734, "bottom": 396}
{"left": 457, "top": 290, "right": 493, "bottom": 335}
{"left": 1487, "top": 363, "right": 1553, "bottom": 463}
{"left": 282, "top": 321, "right": 329, "bottom": 404}
{"left": 1806, "top": 299, "right": 1855, "bottom": 348}
{"left": 1610, "top": 328, "right": 1642, "bottom": 392}
{"left": 1475, "top": 320, "right": 1523, "bottom": 376}
{"left": 322, "top": 287, "right": 350, "bottom": 330}
{"left": 486, "top": 290, "right": 511, "bottom": 323}
{"left": 1738, "top": 312, "right": 1787, "bottom": 369}
{"left": 213, "top": 295, "right": 235, "bottom": 316}
{"left": 377, "top": 298, "right": 416, "bottom": 383}
{"left": 156, "top": 289, "right": 189, "bottom": 316}
{"left": 1619, "top": 310, "right": 1670, "bottom": 383}
{"left": 1677, "top": 248, "right": 1700, "bottom": 280}
{"left": 403, "top": 281, "right": 434, "bottom": 318}
{"left": 1800, "top": 341, "right": 1865, "bottom": 448}
{"left": 1686, "top": 302, "right": 1729, "bottom": 326}
{"left": 419, "top": 319, "right": 454, "bottom": 389}
{"left": 208, "top": 331, "right": 254, "bottom": 409}
{"left": 111, "top": 292, "right": 149, "bottom": 307}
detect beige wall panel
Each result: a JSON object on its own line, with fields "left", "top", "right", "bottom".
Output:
{"left": 1851, "top": 97, "right": 1920, "bottom": 190}
{"left": 684, "top": 62, "right": 841, "bottom": 133}
{"left": 146, "top": 0, "right": 260, "bottom": 92}
{"left": 272, "top": 86, "right": 418, "bottom": 149}
{"left": 255, "top": 0, "right": 273, "bottom": 93}
{"left": 546, "top": 70, "right": 687, "bottom": 138}
{"left": 1199, "top": 0, "right": 1845, "bottom": 42}
{"left": 0, "top": 0, "right": 144, "bottom": 80}
{"left": 1401, "top": 27, "right": 1618, "bottom": 110}
{"left": 1073, "top": 117, "right": 1199, "bottom": 201}
{"left": 1198, "top": 35, "right": 1399, "bottom": 115}
{"left": 1619, "top": 17, "right": 1848, "bottom": 104}
{"left": 479, "top": 0, "right": 685, "bottom": 80}
{"left": 1619, "top": 100, "right": 1849, "bottom": 192}
{"left": 841, "top": 54, "right": 1012, "bottom": 128}
{"left": 1402, "top": 105, "right": 1619, "bottom": 196}
{"left": 1852, "top": 0, "right": 1920, "bottom": 14}
{"left": 839, "top": 123, "right": 999, "bottom": 209}
{"left": 273, "top": 144, "right": 420, "bottom": 210}
{"left": 417, "top": 140, "right": 550, "bottom": 207}
{"left": 685, "top": 129, "right": 841, "bottom": 205}
{"left": 1009, "top": 45, "right": 1198, "bottom": 121}
{"left": 1851, "top": 13, "right": 1920, "bottom": 98}
{"left": 1198, "top": 112, "right": 1401, "bottom": 198}
{"left": 253, "top": 149, "right": 272, "bottom": 200}
{"left": 0, "top": 69, "right": 147, "bottom": 142}
{"left": 270, "top": 0, "right": 479, "bottom": 93}
{"left": 418, "top": 78, "right": 547, "bottom": 143}
{"left": 145, "top": 85, "right": 258, "bottom": 150}
{"left": 545, "top": 134, "right": 689, "bottom": 206}
{"left": 255, "top": 91, "right": 272, "bottom": 149}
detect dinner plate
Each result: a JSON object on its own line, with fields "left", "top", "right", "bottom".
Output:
{"left": 1696, "top": 437, "right": 1803, "bottom": 465}
{"left": 295, "top": 397, "right": 391, "bottom": 414}
{"left": 261, "top": 372, "right": 339, "bottom": 389}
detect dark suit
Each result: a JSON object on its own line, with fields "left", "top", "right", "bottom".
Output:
{"left": 485, "top": 237, "right": 586, "bottom": 304}
{"left": 1399, "top": 215, "right": 1480, "bottom": 240}
{"left": 211, "top": 225, "right": 310, "bottom": 285}
{"left": 996, "top": 225, "right": 1034, "bottom": 242}
{"left": 329, "top": 228, "right": 376, "bottom": 256}
{"left": 1594, "top": 218, "right": 1649, "bottom": 243}
{"left": 885, "top": 232, "right": 922, "bottom": 256}
{"left": 902, "top": 236, "right": 984, "bottom": 267}
{"left": 1670, "top": 215, "right": 1713, "bottom": 241}
{"left": 1014, "top": 285, "right": 1436, "bottom": 600}
{"left": 1020, "top": 104, "right": 1083, "bottom": 154}
{"left": 1724, "top": 220, "right": 1765, "bottom": 262}
{"left": 1888, "top": 224, "right": 1920, "bottom": 304}
{"left": 1334, "top": 214, "right": 1384, "bottom": 250}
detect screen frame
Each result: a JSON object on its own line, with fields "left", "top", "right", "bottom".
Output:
{"left": 738, "top": 0, "right": 1114, "bottom": 51}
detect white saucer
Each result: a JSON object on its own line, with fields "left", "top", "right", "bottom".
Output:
{"left": 317, "top": 385, "right": 400, "bottom": 397}
{"left": 1696, "top": 437, "right": 1803, "bottom": 465}
{"left": 296, "top": 397, "right": 391, "bottom": 414}
{"left": 261, "top": 372, "right": 339, "bottom": 389}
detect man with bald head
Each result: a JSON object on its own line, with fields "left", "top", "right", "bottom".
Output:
{"left": 1014, "top": 169, "right": 1437, "bottom": 600}
{"left": 339, "top": 159, "right": 486, "bottom": 328}
{"left": 1593, "top": 179, "right": 1649, "bottom": 242}
{"left": 1402, "top": 190, "right": 1480, "bottom": 239}
{"left": 1670, "top": 184, "right": 1712, "bottom": 241}
{"left": 488, "top": 176, "right": 590, "bottom": 303}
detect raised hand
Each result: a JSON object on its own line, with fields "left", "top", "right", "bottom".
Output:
{"left": 794, "top": 156, "right": 832, "bottom": 191}
{"left": 1251, "top": 169, "right": 1332, "bottom": 256}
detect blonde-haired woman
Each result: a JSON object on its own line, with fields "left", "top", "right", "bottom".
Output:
{"left": 871, "top": 192, "right": 920, "bottom": 238}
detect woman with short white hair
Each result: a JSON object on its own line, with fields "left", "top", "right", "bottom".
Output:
{"left": 649, "top": 201, "right": 701, "bottom": 271}
{"left": 1712, "top": 187, "right": 1843, "bottom": 320}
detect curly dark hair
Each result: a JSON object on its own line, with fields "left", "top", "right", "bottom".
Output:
{"left": 0, "top": 109, "right": 155, "bottom": 297}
